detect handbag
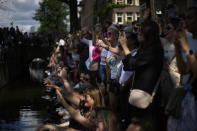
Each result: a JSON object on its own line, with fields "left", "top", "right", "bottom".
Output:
{"left": 90, "top": 61, "right": 99, "bottom": 71}
{"left": 165, "top": 76, "right": 195, "bottom": 118}
{"left": 165, "top": 85, "right": 186, "bottom": 118}
{"left": 128, "top": 72, "right": 161, "bottom": 109}
{"left": 167, "top": 83, "right": 197, "bottom": 131}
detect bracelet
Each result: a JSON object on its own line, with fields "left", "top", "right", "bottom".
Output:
{"left": 63, "top": 79, "right": 68, "bottom": 83}
{"left": 105, "top": 46, "right": 109, "bottom": 51}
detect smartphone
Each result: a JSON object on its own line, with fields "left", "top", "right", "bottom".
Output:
{"left": 119, "top": 31, "right": 124, "bottom": 37}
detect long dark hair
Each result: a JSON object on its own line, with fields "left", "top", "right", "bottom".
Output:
{"left": 140, "top": 20, "right": 161, "bottom": 50}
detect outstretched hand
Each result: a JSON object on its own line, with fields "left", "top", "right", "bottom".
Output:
{"left": 57, "top": 67, "right": 68, "bottom": 80}
{"left": 44, "top": 78, "right": 53, "bottom": 86}
{"left": 98, "top": 41, "right": 108, "bottom": 48}
{"left": 56, "top": 89, "right": 65, "bottom": 104}
{"left": 176, "top": 30, "right": 190, "bottom": 51}
{"left": 44, "top": 79, "right": 60, "bottom": 90}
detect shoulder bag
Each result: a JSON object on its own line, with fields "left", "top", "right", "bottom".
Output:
{"left": 128, "top": 72, "right": 161, "bottom": 109}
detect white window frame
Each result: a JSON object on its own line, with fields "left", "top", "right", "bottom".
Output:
{"left": 115, "top": 12, "right": 123, "bottom": 24}
{"left": 125, "top": 12, "right": 133, "bottom": 22}
{"left": 135, "top": 12, "right": 140, "bottom": 21}
{"left": 116, "top": 0, "right": 124, "bottom": 4}
{"left": 135, "top": 0, "right": 139, "bottom": 6}
{"left": 125, "top": 0, "right": 133, "bottom": 5}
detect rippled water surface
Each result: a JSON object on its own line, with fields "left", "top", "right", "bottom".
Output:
{"left": 0, "top": 82, "right": 60, "bottom": 131}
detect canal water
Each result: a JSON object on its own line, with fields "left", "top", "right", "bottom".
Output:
{"left": 0, "top": 81, "right": 60, "bottom": 131}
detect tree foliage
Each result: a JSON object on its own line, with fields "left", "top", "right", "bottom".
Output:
{"left": 33, "top": 0, "right": 68, "bottom": 33}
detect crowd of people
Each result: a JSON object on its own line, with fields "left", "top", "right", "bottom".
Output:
{"left": 28, "top": 6, "right": 197, "bottom": 131}
{"left": 0, "top": 26, "right": 58, "bottom": 62}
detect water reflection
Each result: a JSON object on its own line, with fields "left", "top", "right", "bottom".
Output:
{"left": 0, "top": 82, "right": 60, "bottom": 131}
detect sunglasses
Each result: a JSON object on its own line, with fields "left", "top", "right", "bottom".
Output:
{"left": 105, "top": 31, "right": 114, "bottom": 37}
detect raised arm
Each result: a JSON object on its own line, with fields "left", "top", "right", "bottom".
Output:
{"left": 122, "top": 45, "right": 162, "bottom": 71}
{"left": 56, "top": 89, "right": 94, "bottom": 129}
{"left": 99, "top": 40, "right": 119, "bottom": 55}
{"left": 81, "top": 38, "right": 91, "bottom": 45}
{"left": 119, "top": 32, "right": 131, "bottom": 56}
{"left": 177, "top": 31, "right": 197, "bottom": 77}
{"left": 57, "top": 67, "right": 81, "bottom": 106}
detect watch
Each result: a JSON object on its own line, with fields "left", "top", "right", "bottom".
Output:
{"left": 185, "top": 49, "right": 194, "bottom": 56}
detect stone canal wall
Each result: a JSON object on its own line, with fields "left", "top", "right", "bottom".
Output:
{"left": 0, "top": 46, "right": 51, "bottom": 88}
{"left": 0, "top": 62, "right": 8, "bottom": 88}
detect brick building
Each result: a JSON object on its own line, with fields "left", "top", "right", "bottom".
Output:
{"left": 112, "top": 0, "right": 140, "bottom": 24}
{"left": 80, "top": 0, "right": 140, "bottom": 28}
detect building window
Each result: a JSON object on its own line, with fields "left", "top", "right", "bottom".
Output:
{"left": 135, "top": 0, "right": 139, "bottom": 6}
{"left": 136, "top": 12, "right": 140, "bottom": 21}
{"left": 116, "top": 12, "right": 123, "bottom": 24}
{"left": 126, "top": 12, "right": 133, "bottom": 23}
{"left": 126, "top": 0, "right": 133, "bottom": 5}
{"left": 116, "top": 0, "right": 124, "bottom": 4}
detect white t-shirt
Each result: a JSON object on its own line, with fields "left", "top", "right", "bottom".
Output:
{"left": 181, "top": 33, "right": 197, "bottom": 84}
{"left": 81, "top": 38, "right": 94, "bottom": 62}
{"left": 161, "top": 37, "right": 180, "bottom": 86}
{"left": 161, "top": 37, "right": 176, "bottom": 63}
{"left": 106, "top": 46, "right": 121, "bottom": 79}
{"left": 81, "top": 38, "right": 94, "bottom": 70}
{"left": 117, "top": 50, "right": 137, "bottom": 84}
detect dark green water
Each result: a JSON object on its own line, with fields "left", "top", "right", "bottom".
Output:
{"left": 0, "top": 81, "right": 60, "bottom": 131}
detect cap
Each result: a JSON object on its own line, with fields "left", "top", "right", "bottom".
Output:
{"left": 108, "top": 24, "right": 119, "bottom": 33}
{"left": 123, "top": 26, "right": 133, "bottom": 33}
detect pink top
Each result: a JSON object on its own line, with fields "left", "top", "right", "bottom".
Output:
{"left": 92, "top": 46, "right": 101, "bottom": 62}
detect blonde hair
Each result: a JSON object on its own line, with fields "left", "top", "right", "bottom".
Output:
{"left": 96, "top": 108, "right": 120, "bottom": 131}
{"left": 85, "top": 88, "right": 105, "bottom": 108}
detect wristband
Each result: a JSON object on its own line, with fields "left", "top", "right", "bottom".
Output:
{"left": 63, "top": 79, "right": 68, "bottom": 83}
{"left": 105, "top": 46, "right": 109, "bottom": 51}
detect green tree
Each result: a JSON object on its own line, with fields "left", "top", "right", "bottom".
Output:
{"left": 33, "top": 0, "right": 68, "bottom": 33}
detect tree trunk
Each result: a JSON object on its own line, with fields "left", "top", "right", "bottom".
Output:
{"left": 69, "top": 0, "right": 78, "bottom": 33}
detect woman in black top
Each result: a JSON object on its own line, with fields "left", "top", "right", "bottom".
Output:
{"left": 120, "top": 20, "right": 164, "bottom": 131}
